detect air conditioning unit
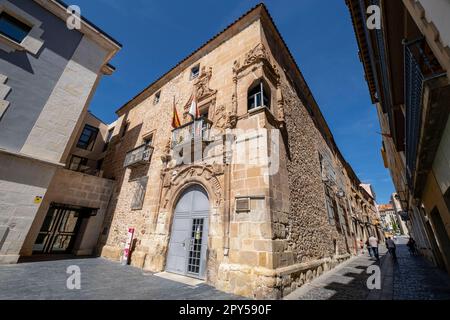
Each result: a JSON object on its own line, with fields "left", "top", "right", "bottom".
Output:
{"left": 236, "top": 197, "right": 251, "bottom": 213}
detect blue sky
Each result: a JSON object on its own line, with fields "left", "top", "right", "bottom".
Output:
{"left": 72, "top": 0, "right": 395, "bottom": 204}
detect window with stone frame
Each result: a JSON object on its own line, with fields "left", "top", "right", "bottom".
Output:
{"left": 247, "top": 80, "right": 270, "bottom": 111}
{"left": 325, "top": 191, "right": 336, "bottom": 226}
{"left": 190, "top": 64, "right": 200, "bottom": 80}
{"left": 153, "top": 91, "right": 161, "bottom": 105}
{"left": 130, "top": 176, "right": 148, "bottom": 210}
{"left": 143, "top": 132, "right": 154, "bottom": 146}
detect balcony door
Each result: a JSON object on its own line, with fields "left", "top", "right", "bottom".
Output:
{"left": 166, "top": 185, "right": 209, "bottom": 279}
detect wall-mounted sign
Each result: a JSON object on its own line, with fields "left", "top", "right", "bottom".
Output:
{"left": 33, "top": 196, "right": 43, "bottom": 204}
{"left": 122, "top": 227, "right": 135, "bottom": 265}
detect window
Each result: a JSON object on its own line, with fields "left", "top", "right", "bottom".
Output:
{"left": 325, "top": 195, "right": 335, "bottom": 226}
{"left": 0, "top": 12, "right": 31, "bottom": 43}
{"left": 190, "top": 64, "right": 200, "bottom": 80}
{"left": 77, "top": 124, "right": 99, "bottom": 150}
{"left": 143, "top": 133, "right": 153, "bottom": 146}
{"left": 248, "top": 81, "right": 270, "bottom": 111}
{"left": 68, "top": 155, "right": 88, "bottom": 172}
{"left": 153, "top": 91, "right": 161, "bottom": 105}
{"left": 131, "top": 176, "right": 148, "bottom": 210}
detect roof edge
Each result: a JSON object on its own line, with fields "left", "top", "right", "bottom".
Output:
{"left": 115, "top": 3, "right": 266, "bottom": 116}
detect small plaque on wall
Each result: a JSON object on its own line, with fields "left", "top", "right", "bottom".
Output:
{"left": 33, "top": 196, "right": 43, "bottom": 204}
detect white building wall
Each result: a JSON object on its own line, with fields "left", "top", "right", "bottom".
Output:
{"left": 417, "top": 0, "right": 450, "bottom": 48}
{"left": 432, "top": 116, "right": 450, "bottom": 195}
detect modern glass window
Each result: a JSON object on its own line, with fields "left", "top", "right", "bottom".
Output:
{"left": 77, "top": 124, "right": 99, "bottom": 150}
{"left": 0, "top": 12, "right": 31, "bottom": 43}
{"left": 190, "top": 64, "right": 200, "bottom": 80}
{"left": 68, "top": 155, "right": 88, "bottom": 172}
{"left": 248, "top": 81, "right": 270, "bottom": 111}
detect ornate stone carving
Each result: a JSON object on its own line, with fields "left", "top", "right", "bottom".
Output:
{"left": 161, "top": 164, "right": 224, "bottom": 208}
{"left": 243, "top": 43, "right": 271, "bottom": 67}
{"left": 277, "top": 89, "right": 285, "bottom": 123}
{"left": 213, "top": 105, "right": 227, "bottom": 129}
{"left": 160, "top": 140, "right": 172, "bottom": 164}
{"left": 233, "top": 43, "right": 281, "bottom": 86}
{"left": 195, "top": 66, "right": 217, "bottom": 101}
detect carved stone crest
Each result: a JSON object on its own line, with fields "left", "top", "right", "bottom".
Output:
{"left": 194, "top": 67, "right": 217, "bottom": 100}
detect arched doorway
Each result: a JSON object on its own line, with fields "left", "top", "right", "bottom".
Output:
{"left": 166, "top": 185, "right": 209, "bottom": 279}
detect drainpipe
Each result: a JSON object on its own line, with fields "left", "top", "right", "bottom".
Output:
{"left": 223, "top": 133, "right": 233, "bottom": 257}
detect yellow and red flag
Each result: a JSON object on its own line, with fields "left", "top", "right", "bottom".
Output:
{"left": 172, "top": 97, "right": 181, "bottom": 129}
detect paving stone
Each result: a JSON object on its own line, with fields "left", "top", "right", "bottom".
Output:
{"left": 0, "top": 258, "right": 242, "bottom": 300}
{"left": 286, "top": 237, "right": 450, "bottom": 300}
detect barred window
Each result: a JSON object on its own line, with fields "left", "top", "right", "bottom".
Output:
{"left": 325, "top": 194, "right": 335, "bottom": 226}
{"left": 131, "top": 176, "right": 148, "bottom": 210}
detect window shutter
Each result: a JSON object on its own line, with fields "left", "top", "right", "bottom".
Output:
{"left": 131, "top": 176, "right": 148, "bottom": 210}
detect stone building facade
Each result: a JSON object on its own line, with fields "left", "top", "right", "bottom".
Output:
{"left": 98, "top": 4, "right": 378, "bottom": 298}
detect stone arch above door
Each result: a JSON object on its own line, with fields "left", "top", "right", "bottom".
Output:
{"left": 161, "top": 164, "right": 224, "bottom": 211}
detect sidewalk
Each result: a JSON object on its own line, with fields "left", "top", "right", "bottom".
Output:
{"left": 285, "top": 242, "right": 450, "bottom": 300}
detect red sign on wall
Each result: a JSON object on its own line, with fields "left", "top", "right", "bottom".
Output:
{"left": 122, "top": 227, "right": 135, "bottom": 265}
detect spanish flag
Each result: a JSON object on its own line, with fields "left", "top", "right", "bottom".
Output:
{"left": 172, "top": 97, "right": 181, "bottom": 129}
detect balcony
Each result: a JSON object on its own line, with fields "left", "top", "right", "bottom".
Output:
{"left": 404, "top": 38, "right": 446, "bottom": 188}
{"left": 124, "top": 144, "right": 154, "bottom": 168}
{"left": 172, "top": 116, "right": 212, "bottom": 148}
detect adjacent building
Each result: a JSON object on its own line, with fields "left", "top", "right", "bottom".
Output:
{"left": 378, "top": 200, "right": 408, "bottom": 238}
{"left": 0, "top": 0, "right": 121, "bottom": 264}
{"left": 97, "top": 4, "right": 378, "bottom": 298}
{"left": 346, "top": 0, "right": 450, "bottom": 272}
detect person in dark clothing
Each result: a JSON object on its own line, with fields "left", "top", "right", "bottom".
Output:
{"left": 386, "top": 237, "right": 397, "bottom": 259}
{"left": 365, "top": 239, "right": 373, "bottom": 257}
{"left": 407, "top": 237, "right": 417, "bottom": 255}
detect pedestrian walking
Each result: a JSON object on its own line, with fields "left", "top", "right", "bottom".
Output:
{"left": 368, "top": 235, "right": 380, "bottom": 260}
{"left": 386, "top": 237, "right": 397, "bottom": 260}
{"left": 407, "top": 237, "right": 417, "bottom": 255}
{"left": 365, "top": 239, "right": 373, "bottom": 257}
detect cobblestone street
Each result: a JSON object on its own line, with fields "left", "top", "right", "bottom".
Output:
{"left": 286, "top": 237, "right": 450, "bottom": 300}
{"left": 0, "top": 258, "right": 240, "bottom": 300}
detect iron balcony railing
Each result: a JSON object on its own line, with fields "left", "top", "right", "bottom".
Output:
{"left": 172, "top": 116, "right": 212, "bottom": 148}
{"left": 123, "top": 144, "right": 154, "bottom": 168}
{"left": 404, "top": 38, "right": 446, "bottom": 187}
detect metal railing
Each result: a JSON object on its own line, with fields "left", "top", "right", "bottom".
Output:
{"left": 172, "top": 116, "right": 212, "bottom": 148}
{"left": 123, "top": 144, "right": 154, "bottom": 168}
{"left": 404, "top": 38, "right": 446, "bottom": 187}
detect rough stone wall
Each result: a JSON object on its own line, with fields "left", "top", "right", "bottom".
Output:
{"left": 99, "top": 15, "right": 362, "bottom": 299}
{"left": 99, "top": 20, "right": 265, "bottom": 277}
